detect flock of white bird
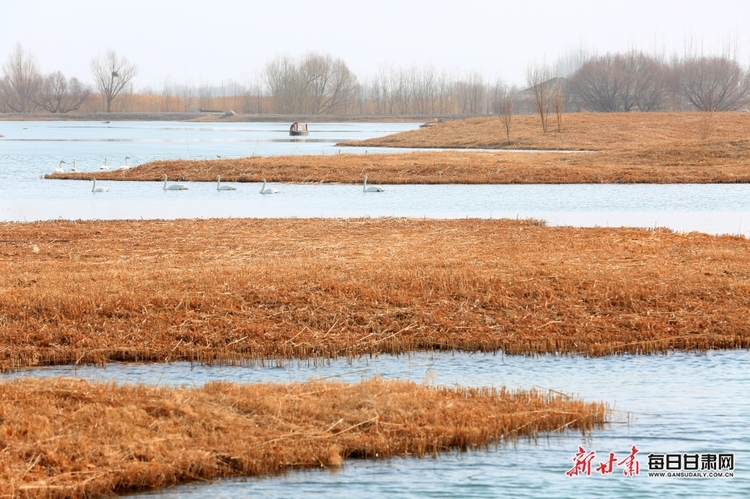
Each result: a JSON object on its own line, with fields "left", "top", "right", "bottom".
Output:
{"left": 53, "top": 158, "right": 385, "bottom": 194}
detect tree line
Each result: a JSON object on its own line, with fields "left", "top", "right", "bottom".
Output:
{"left": 0, "top": 44, "right": 137, "bottom": 114}
{"left": 2, "top": 43, "right": 750, "bottom": 116}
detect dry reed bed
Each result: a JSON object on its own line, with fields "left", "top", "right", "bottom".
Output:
{"left": 0, "top": 377, "right": 608, "bottom": 497}
{"left": 347, "top": 112, "right": 750, "bottom": 151}
{"left": 48, "top": 112, "right": 750, "bottom": 184}
{"left": 1, "top": 218, "right": 748, "bottom": 370}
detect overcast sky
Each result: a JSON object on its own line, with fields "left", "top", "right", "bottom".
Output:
{"left": 4, "top": 0, "right": 749, "bottom": 89}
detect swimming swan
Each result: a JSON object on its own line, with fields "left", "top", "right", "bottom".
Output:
{"left": 217, "top": 174, "right": 237, "bottom": 191}
{"left": 91, "top": 178, "right": 109, "bottom": 192}
{"left": 119, "top": 156, "right": 131, "bottom": 169}
{"left": 363, "top": 174, "right": 384, "bottom": 192}
{"left": 54, "top": 160, "right": 66, "bottom": 173}
{"left": 70, "top": 160, "right": 78, "bottom": 172}
{"left": 162, "top": 174, "right": 188, "bottom": 190}
{"left": 100, "top": 158, "right": 109, "bottom": 170}
{"left": 260, "top": 178, "right": 279, "bottom": 194}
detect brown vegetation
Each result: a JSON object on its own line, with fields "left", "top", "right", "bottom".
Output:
{"left": 1, "top": 218, "right": 748, "bottom": 371}
{"left": 0, "top": 376, "right": 608, "bottom": 497}
{"left": 347, "top": 111, "right": 750, "bottom": 152}
{"left": 48, "top": 112, "right": 750, "bottom": 184}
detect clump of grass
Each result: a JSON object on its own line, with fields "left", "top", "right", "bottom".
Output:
{"left": 0, "top": 376, "right": 608, "bottom": 497}
{"left": 1, "top": 218, "right": 748, "bottom": 371}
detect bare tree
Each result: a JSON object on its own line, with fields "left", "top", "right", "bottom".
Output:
{"left": 0, "top": 43, "right": 42, "bottom": 113}
{"left": 90, "top": 49, "right": 137, "bottom": 112}
{"left": 526, "top": 63, "right": 553, "bottom": 132}
{"left": 552, "top": 45, "right": 594, "bottom": 79}
{"left": 435, "top": 72, "right": 453, "bottom": 114}
{"left": 179, "top": 84, "right": 196, "bottom": 112}
{"left": 490, "top": 80, "right": 514, "bottom": 142}
{"left": 265, "top": 53, "right": 358, "bottom": 114}
{"left": 570, "top": 52, "right": 669, "bottom": 112}
{"left": 264, "top": 55, "right": 306, "bottom": 114}
{"left": 552, "top": 79, "right": 565, "bottom": 132}
{"left": 455, "top": 71, "right": 486, "bottom": 114}
{"left": 570, "top": 55, "right": 621, "bottom": 112}
{"left": 675, "top": 56, "right": 750, "bottom": 111}
{"left": 235, "top": 74, "right": 265, "bottom": 114}
{"left": 630, "top": 53, "right": 671, "bottom": 111}
{"left": 301, "top": 53, "right": 359, "bottom": 114}
{"left": 198, "top": 82, "right": 215, "bottom": 111}
{"left": 368, "top": 64, "right": 468, "bottom": 116}
{"left": 409, "top": 65, "right": 436, "bottom": 114}
{"left": 161, "top": 77, "right": 176, "bottom": 112}
{"left": 32, "top": 71, "right": 91, "bottom": 113}
{"left": 369, "top": 68, "right": 391, "bottom": 115}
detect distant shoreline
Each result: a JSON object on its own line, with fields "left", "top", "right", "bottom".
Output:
{"left": 0, "top": 112, "right": 446, "bottom": 123}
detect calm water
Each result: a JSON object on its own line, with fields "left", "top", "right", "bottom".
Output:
{"left": 1, "top": 120, "right": 748, "bottom": 235}
{"left": 1, "top": 121, "right": 748, "bottom": 497}
{"left": 8, "top": 350, "right": 749, "bottom": 498}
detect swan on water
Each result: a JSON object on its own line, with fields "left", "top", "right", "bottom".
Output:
{"left": 162, "top": 174, "right": 188, "bottom": 190}
{"left": 217, "top": 174, "right": 237, "bottom": 191}
{"left": 91, "top": 178, "right": 109, "bottom": 192}
{"left": 100, "top": 158, "right": 109, "bottom": 170}
{"left": 119, "top": 156, "right": 130, "bottom": 169}
{"left": 260, "top": 178, "right": 279, "bottom": 194}
{"left": 54, "top": 160, "right": 66, "bottom": 173}
{"left": 70, "top": 160, "right": 78, "bottom": 172}
{"left": 363, "top": 174, "right": 384, "bottom": 192}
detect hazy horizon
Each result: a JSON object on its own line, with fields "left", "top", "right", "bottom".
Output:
{"left": 4, "top": 0, "right": 750, "bottom": 90}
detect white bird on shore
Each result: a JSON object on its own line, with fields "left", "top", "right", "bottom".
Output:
{"left": 54, "top": 160, "right": 66, "bottom": 173}
{"left": 162, "top": 174, "right": 188, "bottom": 190}
{"left": 260, "top": 178, "right": 279, "bottom": 194}
{"left": 100, "top": 157, "right": 109, "bottom": 170}
{"left": 217, "top": 174, "right": 236, "bottom": 191}
{"left": 91, "top": 178, "right": 109, "bottom": 192}
{"left": 119, "top": 156, "right": 131, "bottom": 169}
{"left": 363, "top": 174, "right": 384, "bottom": 192}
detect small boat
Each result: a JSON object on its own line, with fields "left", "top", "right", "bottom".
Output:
{"left": 420, "top": 118, "right": 443, "bottom": 128}
{"left": 289, "top": 122, "right": 309, "bottom": 136}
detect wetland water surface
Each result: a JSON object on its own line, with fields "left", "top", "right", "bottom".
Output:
{"left": 0, "top": 120, "right": 748, "bottom": 235}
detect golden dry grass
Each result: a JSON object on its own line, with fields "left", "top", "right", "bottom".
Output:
{"left": 347, "top": 112, "right": 750, "bottom": 150}
{"left": 0, "top": 376, "right": 608, "bottom": 497}
{"left": 47, "top": 112, "right": 750, "bottom": 184}
{"left": 1, "top": 218, "right": 748, "bottom": 371}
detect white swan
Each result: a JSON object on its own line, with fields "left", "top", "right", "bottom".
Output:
{"left": 91, "top": 178, "right": 109, "bottom": 192}
{"left": 217, "top": 174, "right": 237, "bottom": 191}
{"left": 260, "top": 178, "right": 279, "bottom": 194}
{"left": 363, "top": 174, "right": 384, "bottom": 192}
{"left": 162, "top": 174, "right": 188, "bottom": 190}
{"left": 100, "top": 157, "right": 109, "bottom": 170}
{"left": 119, "top": 156, "right": 130, "bottom": 169}
{"left": 54, "top": 160, "right": 66, "bottom": 173}
{"left": 70, "top": 160, "right": 78, "bottom": 172}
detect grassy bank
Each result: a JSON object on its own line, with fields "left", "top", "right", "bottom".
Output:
{"left": 1, "top": 218, "right": 748, "bottom": 371}
{"left": 47, "top": 112, "right": 750, "bottom": 184}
